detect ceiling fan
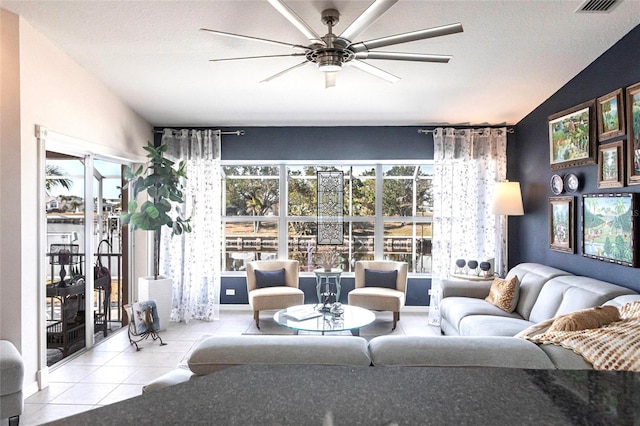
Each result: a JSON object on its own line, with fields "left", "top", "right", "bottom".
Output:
{"left": 201, "top": 0, "right": 463, "bottom": 88}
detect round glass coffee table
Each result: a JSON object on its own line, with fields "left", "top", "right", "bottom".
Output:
{"left": 274, "top": 305, "right": 375, "bottom": 336}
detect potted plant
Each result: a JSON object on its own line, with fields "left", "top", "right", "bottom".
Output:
{"left": 121, "top": 141, "right": 191, "bottom": 329}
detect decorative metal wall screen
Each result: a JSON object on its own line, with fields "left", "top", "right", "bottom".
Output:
{"left": 317, "top": 171, "right": 344, "bottom": 245}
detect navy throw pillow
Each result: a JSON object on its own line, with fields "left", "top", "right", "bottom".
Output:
{"left": 364, "top": 269, "right": 398, "bottom": 289}
{"left": 255, "top": 268, "right": 286, "bottom": 289}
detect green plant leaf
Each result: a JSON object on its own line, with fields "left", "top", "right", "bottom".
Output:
{"left": 128, "top": 200, "right": 138, "bottom": 214}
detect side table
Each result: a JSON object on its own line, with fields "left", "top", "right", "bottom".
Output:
{"left": 314, "top": 269, "right": 342, "bottom": 303}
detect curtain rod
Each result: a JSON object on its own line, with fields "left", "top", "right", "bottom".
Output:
{"left": 418, "top": 128, "right": 514, "bottom": 135}
{"left": 154, "top": 128, "right": 245, "bottom": 136}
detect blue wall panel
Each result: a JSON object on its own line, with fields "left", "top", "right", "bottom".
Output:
{"left": 220, "top": 126, "right": 433, "bottom": 161}
{"left": 512, "top": 24, "right": 640, "bottom": 292}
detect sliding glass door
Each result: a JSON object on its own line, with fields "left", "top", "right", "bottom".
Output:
{"left": 44, "top": 151, "right": 127, "bottom": 366}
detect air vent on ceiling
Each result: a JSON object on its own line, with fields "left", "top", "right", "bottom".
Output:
{"left": 576, "top": 0, "right": 620, "bottom": 13}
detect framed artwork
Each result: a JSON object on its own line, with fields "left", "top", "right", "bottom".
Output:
{"left": 582, "top": 193, "right": 638, "bottom": 267}
{"left": 597, "top": 141, "right": 624, "bottom": 189}
{"left": 627, "top": 81, "right": 640, "bottom": 185}
{"left": 548, "top": 100, "right": 597, "bottom": 170}
{"left": 549, "top": 196, "right": 575, "bottom": 253}
{"left": 596, "top": 88, "right": 625, "bottom": 141}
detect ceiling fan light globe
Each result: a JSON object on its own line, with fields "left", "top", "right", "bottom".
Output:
{"left": 318, "top": 63, "right": 342, "bottom": 72}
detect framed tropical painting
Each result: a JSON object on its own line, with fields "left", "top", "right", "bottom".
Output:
{"left": 549, "top": 196, "right": 575, "bottom": 253}
{"left": 597, "top": 141, "right": 624, "bottom": 189}
{"left": 627, "top": 82, "right": 640, "bottom": 185}
{"left": 597, "top": 88, "right": 625, "bottom": 141}
{"left": 582, "top": 193, "right": 638, "bottom": 267}
{"left": 548, "top": 100, "right": 597, "bottom": 170}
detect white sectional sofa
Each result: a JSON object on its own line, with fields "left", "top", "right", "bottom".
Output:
{"left": 143, "top": 263, "right": 639, "bottom": 392}
{"left": 439, "top": 263, "right": 636, "bottom": 337}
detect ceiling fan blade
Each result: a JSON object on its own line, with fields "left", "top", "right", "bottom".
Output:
{"left": 200, "top": 28, "right": 308, "bottom": 50}
{"left": 355, "top": 51, "right": 452, "bottom": 63}
{"left": 209, "top": 53, "right": 307, "bottom": 63}
{"left": 349, "top": 22, "right": 463, "bottom": 52}
{"left": 338, "top": 0, "right": 398, "bottom": 44}
{"left": 350, "top": 59, "right": 400, "bottom": 83}
{"left": 260, "top": 61, "right": 309, "bottom": 83}
{"left": 267, "top": 0, "right": 324, "bottom": 45}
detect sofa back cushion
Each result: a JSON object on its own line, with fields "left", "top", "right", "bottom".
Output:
{"left": 188, "top": 335, "right": 371, "bottom": 375}
{"left": 505, "top": 263, "right": 571, "bottom": 319}
{"left": 528, "top": 275, "right": 636, "bottom": 324}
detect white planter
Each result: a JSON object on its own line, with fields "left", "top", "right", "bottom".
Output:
{"left": 137, "top": 276, "right": 173, "bottom": 331}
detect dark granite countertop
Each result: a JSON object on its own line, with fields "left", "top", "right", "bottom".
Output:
{"left": 45, "top": 365, "right": 639, "bottom": 425}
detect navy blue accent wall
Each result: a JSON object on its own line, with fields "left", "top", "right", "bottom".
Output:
{"left": 512, "top": 24, "right": 640, "bottom": 292}
{"left": 221, "top": 275, "right": 430, "bottom": 306}
{"left": 220, "top": 126, "right": 433, "bottom": 161}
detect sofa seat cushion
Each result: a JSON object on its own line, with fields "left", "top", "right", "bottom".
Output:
{"left": 440, "top": 297, "right": 522, "bottom": 332}
{"left": 248, "top": 286, "right": 304, "bottom": 311}
{"left": 348, "top": 287, "right": 405, "bottom": 312}
{"left": 459, "top": 315, "right": 535, "bottom": 337}
{"left": 368, "top": 335, "right": 555, "bottom": 369}
{"left": 537, "top": 344, "right": 593, "bottom": 370}
{"left": 188, "top": 335, "right": 371, "bottom": 375}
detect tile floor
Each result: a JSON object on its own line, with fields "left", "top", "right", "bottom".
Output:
{"left": 19, "top": 307, "right": 435, "bottom": 425}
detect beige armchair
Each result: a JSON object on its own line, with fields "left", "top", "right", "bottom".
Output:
{"left": 246, "top": 260, "right": 304, "bottom": 329}
{"left": 348, "top": 260, "right": 408, "bottom": 330}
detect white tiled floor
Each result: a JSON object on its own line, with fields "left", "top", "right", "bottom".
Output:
{"left": 19, "top": 307, "right": 435, "bottom": 425}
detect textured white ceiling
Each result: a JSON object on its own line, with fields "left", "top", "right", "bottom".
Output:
{"left": 3, "top": 0, "right": 639, "bottom": 127}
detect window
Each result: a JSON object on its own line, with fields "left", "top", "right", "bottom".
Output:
{"left": 222, "top": 163, "right": 433, "bottom": 274}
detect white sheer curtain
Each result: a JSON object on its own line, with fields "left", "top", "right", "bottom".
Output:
{"left": 427, "top": 127, "right": 507, "bottom": 325}
{"left": 160, "top": 129, "right": 221, "bottom": 323}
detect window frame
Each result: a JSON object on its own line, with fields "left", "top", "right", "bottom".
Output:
{"left": 221, "top": 160, "right": 433, "bottom": 276}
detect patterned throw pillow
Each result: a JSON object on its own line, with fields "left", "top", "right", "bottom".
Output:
{"left": 547, "top": 305, "right": 621, "bottom": 332}
{"left": 485, "top": 276, "right": 520, "bottom": 312}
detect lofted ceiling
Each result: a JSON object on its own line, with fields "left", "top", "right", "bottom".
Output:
{"left": 2, "top": 0, "right": 639, "bottom": 127}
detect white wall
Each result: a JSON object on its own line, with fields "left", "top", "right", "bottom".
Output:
{"left": 0, "top": 9, "right": 23, "bottom": 347}
{"left": 0, "top": 9, "right": 152, "bottom": 396}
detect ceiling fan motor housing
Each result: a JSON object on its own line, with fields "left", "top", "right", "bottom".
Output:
{"left": 311, "top": 8, "right": 354, "bottom": 72}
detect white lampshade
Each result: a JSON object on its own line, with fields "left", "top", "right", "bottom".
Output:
{"left": 492, "top": 181, "right": 524, "bottom": 216}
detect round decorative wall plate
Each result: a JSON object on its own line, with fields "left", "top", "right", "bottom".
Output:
{"left": 550, "top": 174, "right": 563, "bottom": 195}
{"left": 564, "top": 173, "right": 579, "bottom": 193}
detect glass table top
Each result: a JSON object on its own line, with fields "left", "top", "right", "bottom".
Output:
{"left": 274, "top": 304, "right": 375, "bottom": 335}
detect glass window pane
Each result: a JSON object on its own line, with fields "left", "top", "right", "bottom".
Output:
{"left": 349, "top": 166, "right": 375, "bottom": 217}
{"left": 224, "top": 166, "right": 279, "bottom": 217}
{"left": 383, "top": 222, "right": 432, "bottom": 273}
{"left": 224, "top": 221, "right": 278, "bottom": 271}
{"left": 287, "top": 221, "right": 317, "bottom": 272}
{"left": 382, "top": 166, "right": 417, "bottom": 217}
{"left": 348, "top": 221, "right": 375, "bottom": 270}
{"left": 287, "top": 166, "right": 317, "bottom": 216}
{"left": 416, "top": 165, "right": 434, "bottom": 216}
